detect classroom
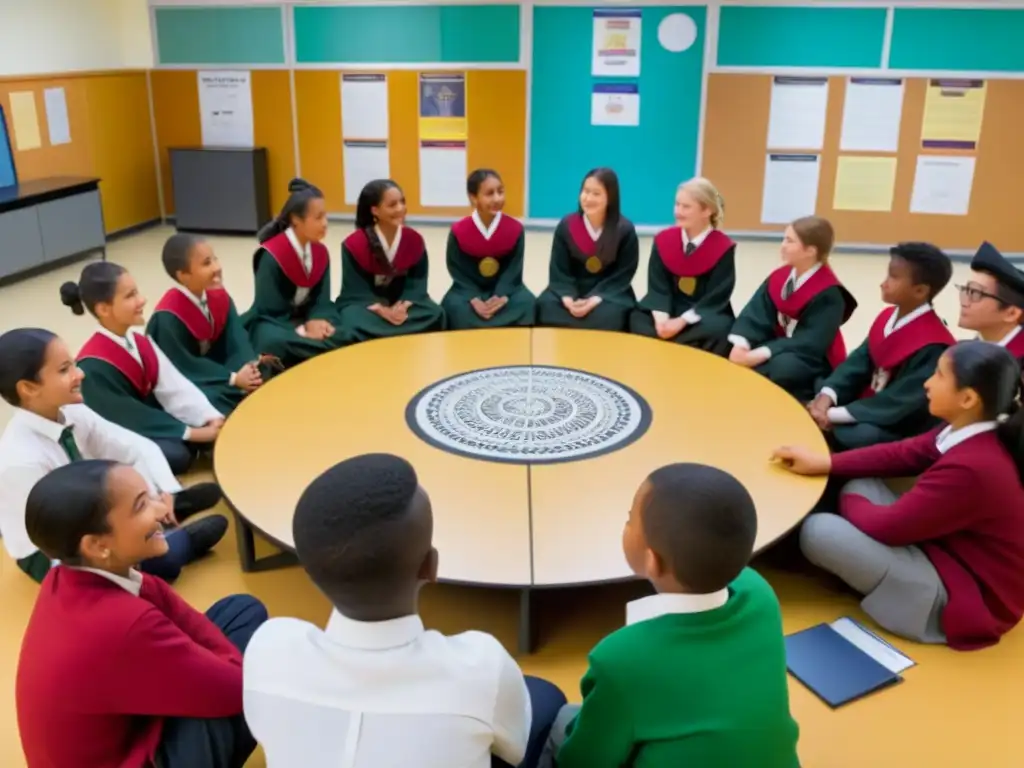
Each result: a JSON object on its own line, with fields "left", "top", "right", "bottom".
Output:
{"left": 2, "top": 1, "right": 1023, "bottom": 766}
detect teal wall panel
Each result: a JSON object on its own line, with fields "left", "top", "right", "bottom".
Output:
{"left": 889, "top": 9, "right": 1024, "bottom": 72}
{"left": 717, "top": 6, "right": 887, "bottom": 69}
{"left": 293, "top": 5, "right": 520, "bottom": 64}
{"left": 155, "top": 6, "right": 285, "bottom": 65}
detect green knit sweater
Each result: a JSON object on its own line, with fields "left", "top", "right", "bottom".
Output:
{"left": 558, "top": 568, "right": 800, "bottom": 767}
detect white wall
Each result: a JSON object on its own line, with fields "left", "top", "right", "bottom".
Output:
{"left": 0, "top": 0, "right": 153, "bottom": 77}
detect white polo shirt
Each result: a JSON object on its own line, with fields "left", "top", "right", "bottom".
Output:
{"left": 243, "top": 611, "right": 532, "bottom": 768}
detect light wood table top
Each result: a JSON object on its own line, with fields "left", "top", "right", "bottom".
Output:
{"left": 215, "top": 328, "right": 827, "bottom": 587}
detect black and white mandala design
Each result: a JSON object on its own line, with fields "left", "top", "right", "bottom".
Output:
{"left": 405, "top": 366, "right": 652, "bottom": 464}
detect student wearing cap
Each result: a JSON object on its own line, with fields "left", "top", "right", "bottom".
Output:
{"left": 958, "top": 241, "right": 1024, "bottom": 361}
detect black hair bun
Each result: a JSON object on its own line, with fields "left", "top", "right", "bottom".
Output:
{"left": 58, "top": 281, "right": 85, "bottom": 316}
{"left": 288, "top": 178, "right": 311, "bottom": 194}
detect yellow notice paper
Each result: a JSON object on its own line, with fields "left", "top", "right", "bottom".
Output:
{"left": 921, "top": 79, "right": 986, "bottom": 149}
{"left": 833, "top": 156, "right": 898, "bottom": 212}
{"left": 9, "top": 91, "right": 42, "bottom": 150}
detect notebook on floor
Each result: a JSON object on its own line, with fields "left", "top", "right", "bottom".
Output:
{"left": 785, "top": 616, "right": 916, "bottom": 708}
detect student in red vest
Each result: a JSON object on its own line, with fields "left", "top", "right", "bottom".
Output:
{"left": 774, "top": 341, "right": 1024, "bottom": 650}
{"left": 957, "top": 241, "right": 1024, "bottom": 362}
{"left": 60, "top": 263, "right": 224, "bottom": 474}
{"left": 807, "top": 242, "right": 955, "bottom": 450}
{"left": 535, "top": 168, "right": 639, "bottom": 331}
{"left": 147, "top": 234, "right": 263, "bottom": 415}
{"left": 631, "top": 177, "right": 737, "bottom": 356}
{"left": 17, "top": 460, "right": 268, "bottom": 767}
{"left": 241, "top": 178, "right": 347, "bottom": 368}
{"left": 337, "top": 179, "right": 446, "bottom": 341}
{"left": 728, "top": 216, "right": 856, "bottom": 402}
{"left": 442, "top": 169, "right": 536, "bottom": 329}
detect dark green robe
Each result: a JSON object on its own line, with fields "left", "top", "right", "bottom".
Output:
{"left": 731, "top": 265, "right": 856, "bottom": 402}
{"left": 820, "top": 306, "right": 954, "bottom": 450}
{"left": 336, "top": 226, "right": 445, "bottom": 342}
{"left": 240, "top": 233, "right": 346, "bottom": 368}
{"left": 147, "top": 287, "right": 256, "bottom": 415}
{"left": 441, "top": 214, "right": 535, "bottom": 329}
{"left": 631, "top": 228, "right": 736, "bottom": 355}
{"left": 536, "top": 213, "right": 638, "bottom": 331}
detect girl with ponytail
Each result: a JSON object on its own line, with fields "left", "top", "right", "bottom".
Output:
{"left": 773, "top": 340, "right": 1024, "bottom": 650}
{"left": 336, "top": 179, "right": 445, "bottom": 341}
{"left": 242, "top": 178, "right": 346, "bottom": 368}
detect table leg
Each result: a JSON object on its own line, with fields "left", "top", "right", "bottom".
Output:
{"left": 232, "top": 512, "right": 298, "bottom": 572}
{"left": 518, "top": 588, "right": 537, "bottom": 655}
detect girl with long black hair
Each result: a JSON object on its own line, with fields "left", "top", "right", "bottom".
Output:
{"left": 773, "top": 340, "right": 1024, "bottom": 650}
{"left": 535, "top": 167, "right": 639, "bottom": 331}
{"left": 336, "top": 179, "right": 445, "bottom": 341}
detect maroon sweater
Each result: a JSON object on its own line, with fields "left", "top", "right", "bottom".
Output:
{"left": 17, "top": 567, "right": 243, "bottom": 768}
{"left": 832, "top": 426, "right": 1024, "bottom": 650}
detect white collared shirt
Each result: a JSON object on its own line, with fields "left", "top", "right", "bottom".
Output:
{"left": 652, "top": 228, "right": 717, "bottom": 327}
{"left": 375, "top": 225, "right": 404, "bottom": 263}
{"left": 285, "top": 227, "right": 314, "bottom": 307}
{"left": 729, "top": 264, "right": 825, "bottom": 356}
{"left": 94, "top": 327, "right": 222, "bottom": 439}
{"left": 472, "top": 210, "right": 502, "bottom": 240}
{"left": 174, "top": 284, "right": 212, "bottom": 324}
{"left": 72, "top": 566, "right": 144, "bottom": 596}
{"left": 626, "top": 590, "right": 729, "bottom": 626}
{"left": 996, "top": 325, "right": 1023, "bottom": 348}
{"left": 243, "top": 610, "right": 532, "bottom": 768}
{"left": 583, "top": 215, "right": 602, "bottom": 242}
{"left": 821, "top": 305, "right": 937, "bottom": 424}
{"left": 935, "top": 421, "right": 998, "bottom": 454}
{"left": 682, "top": 227, "right": 711, "bottom": 252}
{"left": 0, "top": 405, "right": 181, "bottom": 560}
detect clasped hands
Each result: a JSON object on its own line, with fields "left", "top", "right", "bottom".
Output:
{"left": 562, "top": 296, "right": 601, "bottom": 319}
{"left": 369, "top": 301, "right": 412, "bottom": 326}
{"left": 654, "top": 316, "right": 687, "bottom": 340}
{"left": 806, "top": 394, "right": 833, "bottom": 431}
{"left": 301, "top": 318, "right": 336, "bottom": 341}
{"left": 472, "top": 296, "right": 508, "bottom": 320}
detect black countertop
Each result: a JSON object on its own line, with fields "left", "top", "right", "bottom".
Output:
{"left": 0, "top": 176, "right": 100, "bottom": 213}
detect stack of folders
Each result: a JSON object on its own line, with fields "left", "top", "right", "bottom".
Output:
{"left": 785, "top": 616, "right": 916, "bottom": 708}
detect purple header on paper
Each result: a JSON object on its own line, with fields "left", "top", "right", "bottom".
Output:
{"left": 929, "top": 79, "right": 984, "bottom": 89}
{"left": 419, "top": 140, "right": 467, "bottom": 149}
{"left": 850, "top": 78, "right": 902, "bottom": 86}
{"left": 594, "top": 9, "right": 641, "bottom": 17}
{"left": 344, "top": 140, "right": 387, "bottom": 148}
{"left": 922, "top": 140, "right": 976, "bottom": 151}
{"left": 342, "top": 74, "right": 385, "bottom": 83}
{"left": 593, "top": 83, "right": 639, "bottom": 95}
{"left": 773, "top": 76, "right": 827, "bottom": 86}
{"left": 769, "top": 154, "right": 818, "bottom": 163}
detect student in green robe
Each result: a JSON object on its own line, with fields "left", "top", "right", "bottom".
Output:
{"left": 441, "top": 169, "right": 535, "bottom": 329}
{"left": 147, "top": 234, "right": 262, "bottom": 416}
{"left": 336, "top": 179, "right": 445, "bottom": 342}
{"left": 241, "top": 178, "right": 346, "bottom": 368}
{"left": 536, "top": 168, "right": 638, "bottom": 331}
{"left": 729, "top": 216, "right": 856, "bottom": 402}
{"left": 807, "top": 242, "right": 956, "bottom": 450}
{"left": 631, "top": 177, "right": 736, "bottom": 355}
{"left": 539, "top": 463, "right": 800, "bottom": 768}
{"left": 59, "top": 263, "right": 224, "bottom": 474}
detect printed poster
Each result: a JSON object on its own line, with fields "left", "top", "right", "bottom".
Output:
{"left": 920, "top": 79, "right": 987, "bottom": 151}
{"left": 197, "top": 70, "right": 254, "bottom": 148}
{"left": 592, "top": 9, "right": 642, "bottom": 77}
{"left": 591, "top": 83, "right": 640, "bottom": 127}
{"left": 418, "top": 73, "right": 467, "bottom": 141}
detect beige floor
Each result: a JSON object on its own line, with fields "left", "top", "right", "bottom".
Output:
{"left": 1, "top": 225, "right": 1019, "bottom": 768}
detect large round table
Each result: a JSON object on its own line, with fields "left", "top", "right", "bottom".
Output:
{"left": 214, "top": 328, "right": 828, "bottom": 651}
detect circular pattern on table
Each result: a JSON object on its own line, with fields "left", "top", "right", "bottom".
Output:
{"left": 405, "top": 365, "right": 652, "bottom": 464}
{"left": 658, "top": 13, "right": 698, "bottom": 53}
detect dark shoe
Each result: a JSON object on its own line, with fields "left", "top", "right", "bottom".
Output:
{"left": 173, "top": 482, "right": 223, "bottom": 523}
{"left": 181, "top": 514, "right": 228, "bottom": 561}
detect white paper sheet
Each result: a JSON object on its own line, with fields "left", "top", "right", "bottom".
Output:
{"left": 591, "top": 83, "right": 640, "bottom": 127}
{"left": 910, "top": 155, "right": 976, "bottom": 216}
{"left": 341, "top": 74, "right": 389, "bottom": 141}
{"left": 767, "top": 77, "right": 829, "bottom": 151}
{"left": 840, "top": 78, "right": 904, "bottom": 152}
{"left": 830, "top": 617, "right": 915, "bottom": 674}
{"left": 43, "top": 87, "right": 71, "bottom": 146}
{"left": 761, "top": 153, "right": 820, "bottom": 225}
{"left": 198, "top": 70, "right": 254, "bottom": 148}
{"left": 592, "top": 9, "right": 642, "bottom": 77}
{"left": 343, "top": 140, "right": 390, "bottom": 206}
{"left": 418, "top": 141, "right": 467, "bottom": 207}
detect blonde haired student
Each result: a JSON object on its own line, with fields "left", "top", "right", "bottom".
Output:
{"left": 728, "top": 216, "right": 857, "bottom": 402}
{"left": 630, "top": 178, "right": 736, "bottom": 356}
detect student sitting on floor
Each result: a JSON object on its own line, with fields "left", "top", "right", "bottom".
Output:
{"left": 807, "top": 242, "right": 955, "bottom": 451}
{"left": 957, "top": 241, "right": 1024, "bottom": 361}
{"left": 0, "top": 328, "right": 226, "bottom": 585}
{"left": 540, "top": 463, "right": 800, "bottom": 768}
{"left": 16, "top": 460, "right": 268, "bottom": 768}
{"left": 442, "top": 169, "right": 536, "bottom": 329}
{"left": 630, "top": 177, "right": 736, "bottom": 356}
{"left": 148, "top": 233, "right": 263, "bottom": 415}
{"left": 60, "top": 262, "right": 224, "bottom": 474}
{"left": 241, "top": 178, "right": 347, "bottom": 367}
{"left": 243, "top": 453, "right": 566, "bottom": 768}
{"left": 774, "top": 341, "right": 1024, "bottom": 650}
{"left": 728, "top": 216, "right": 856, "bottom": 402}
{"left": 337, "top": 179, "right": 446, "bottom": 341}
{"left": 535, "top": 168, "right": 638, "bottom": 332}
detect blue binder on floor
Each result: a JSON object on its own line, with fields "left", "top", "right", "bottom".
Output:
{"left": 785, "top": 617, "right": 915, "bottom": 708}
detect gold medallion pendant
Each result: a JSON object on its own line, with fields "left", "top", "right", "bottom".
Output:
{"left": 677, "top": 276, "right": 697, "bottom": 295}
{"left": 479, "top": 257, "right": 499, "bottom": 278}
{"left": 585, "top": 256, "right": 603, "bottom": 274}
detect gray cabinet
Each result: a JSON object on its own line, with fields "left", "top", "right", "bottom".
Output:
{"left": 38, "top": 189, "right": 105, "bottom": 262}
{"left": 0, "top": 207, "right": 45, "bottom": 279}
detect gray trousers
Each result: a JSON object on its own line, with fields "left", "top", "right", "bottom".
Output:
{"left": 537, "top": 704, "right": 580, "bottom": 768}
{"left": 800, "top": 478, "right": 948, "bottom": 644}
